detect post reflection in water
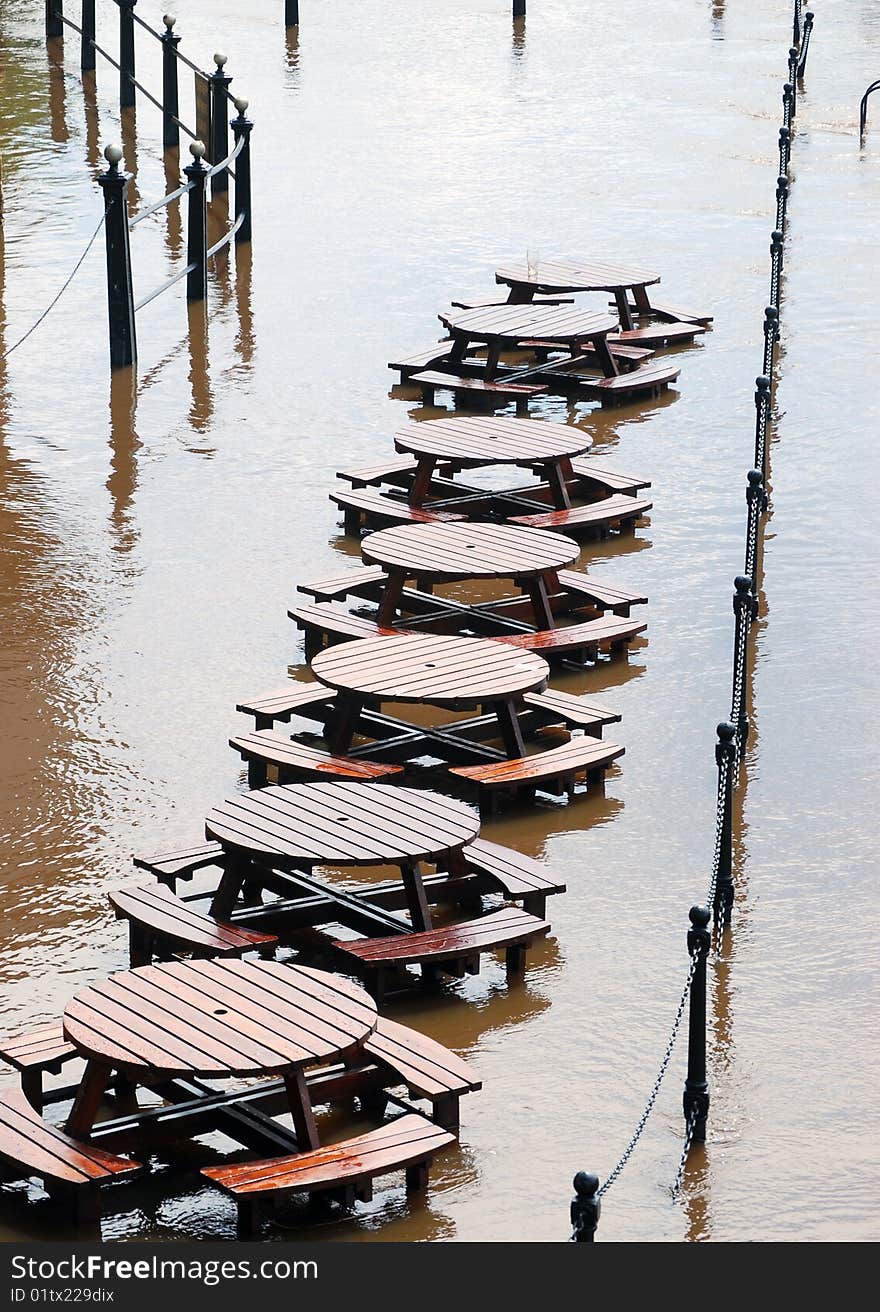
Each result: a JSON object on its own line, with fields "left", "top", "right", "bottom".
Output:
{"left": 233, "top": 240, "right": 255, "bottom": 372}
{"left": 82, "top": 71, "right": 100, "bottom": 170}
{"left": 186, "top": 298, "right": 213, "bottom": 431}
{"left": 682, "top": 1143, "right": 712, "bottom": 1242}
{"left": 48, "top": 57, "right": 69, "bottom": 144}
{"left": 512, "top": 16, "right": 527, "bottom": 61}
{"left": 163, "top": 149, "right": 184, "bottom": 260}
{"left": 120, "top": 105, "right": 140, "bottom": 211}
{"left": 284, "top": 25, "right": 301, "bottom": 88}
{"left": 711, "top": 2, "right": 726, "bottom": 39}
{"left": 107, "top": 367, "right": 141, "bottom": 555}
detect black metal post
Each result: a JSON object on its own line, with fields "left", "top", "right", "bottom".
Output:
{"left": 513, "top": 0, "right": 526, "bottom": 17}
{"left": 161, "top": 15, "right": 181, "bottom": 149}
{"left": 570, "top": 1172, "right": 600, "bottom": 1242}
{"left": 97, "top": 145, "right": 137, "bottom": 369}
{"left": 683, "top": 906, "right": 711, "bottom": 1144}
{"left": 46, "top": 1, "right": 63, "bottom": 40}
{"left": 745, "top": 469, "right": 767, "bottom": 592}
{"left": 793, "top": 0, "right": 801, "bottom": 48}
{"left": 119, "top": 0, "right": 137, "bottom": 110}
{"left": 231, "top": 98, "right": 253, "bottom": 243}
{"left": 753, "top": 374, "right": 770, "bottom": 479}
{"left": 778, "top": 125, "right": 790, "bottom": 176}
{"left": 783, "top": 81, "right": 794, "bottom": 132}
{"left": 788, "top": 49, "right": 799, "bottom": 114}
{"left": 285, "top": 0, "right": 300, "bottom": 25}
{"left": 731, "top": 576, "right": 755, "bottom": 752}
{"left": 775, "top": 174, "right": 789, "bottom": 232}
{"left": 81, "top": 0, "right": 95, "bottom": 71}
{"left": 184, "top": 141, "right": 209, "bottom": 301}
{"left": 762, "top": 305, "right": 778, "bottom": 382}
{"left": 714, "top": 724, "right": 736, "bottom": 922}
{"left": 209, "top": 53, "right": 233, "bottom": 193}
{"left": 798, "top": 12, "right": 814, "bottom": 78}
{"left": 770, "top": 228, "right": 784, "bottom": 308}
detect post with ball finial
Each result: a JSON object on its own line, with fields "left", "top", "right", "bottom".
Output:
{"left": 683, "top": 906, "right": 712, "bottom": 1145}
{"left": 184, "top": 140, "right": 209, "bottom": 300}
{"left": 231, "top": 99, "right": 253, "bottom": 243}
{"left": 714, "top": 723, "right": 737, "bottom": 924}
{"left": 97, "top": 144, "right": 137, "bottom": 368}
{"left": 161, "top": 15, "right": 181, "bottom": 149}
{"left": 570, "top": 1172, "right": 600, "bottom": 1241}
{"left": 209, "top": 53, "right": 233, "bottom": 193}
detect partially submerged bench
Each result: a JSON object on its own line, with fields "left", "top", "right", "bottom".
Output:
{"left": 109, "top": 884, "right": 278, "bottom": 967}
{"left": 522, "top": 688, "right": 620, "bottom": 738}
{"left": 553, "top": 570, "right": 648, "bottom": 618}
{"left": 229, "top": 730, "right": 404, "bottom": 788}
{"left": 410, "top": 370, "right": 548, "bottom": 417}
{"left": 450, "top": 736, "right": 625, "bottom": 814}
{"left": 387, "top": 342, "right": 455, "bottom": 382}
{"left": 333, "top": 906, "right": 550, "bottom": 999}
{"left": 363, "top": 1016, "right": 481, "bottom": 1132}
{"left": 289, "top": 602, "right": 395, "bottom": 659}
{"left": 459, "top": 838, "right": 567, "bottom": 918}
{"left": 0, "top": 1025, "right": 78, "bottom": 1112}
{"left": 330, "top": 488, "right": 466, "bottom": 534}
{"left": 510, "top": 493, "right": 653, "bottom": 537}
{"left": 611, "top": 322, "right": 705, "bottom": 347}
{"left": 236, "top": 680, "right": 337, "bottom": 732}
{"left": 201, "top": 1112, "right": 454, "bottom": 1235}
{"left": 568, "top": 457, "right": 652, "bottom": 496}
{"left": 133, "top": 840, "right": 225, "bottom": 891}
{"left": 0, "top": 1088, "right": 141, "bottom": 1223}
{"left": 497, "top": 614, "right": 647, "bottom": 664}
{"left": 570, "top": 361, "right": 681, "bottom": 405}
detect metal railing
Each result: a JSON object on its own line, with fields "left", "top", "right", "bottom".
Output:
{"left": 570, "top": 0, "right": 815, "bottom": 1241}
{"left": 45, "top": 2, "right": 254, "bottom": 368}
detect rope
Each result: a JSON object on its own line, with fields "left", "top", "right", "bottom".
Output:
{"left": 0, "top": 216, "right": 104, "bottom": 361}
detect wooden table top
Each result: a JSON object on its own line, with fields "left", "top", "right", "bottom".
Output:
{"left": 394, "top": 415, "right": 591, "bottom": 465}
{"left": 63, "top": 960, "right": 377, "bottom": 1078}
{"left": 439, "top": 303, "right": 618, "bottom": 343}
{"left": 494, "top": 257, "right": 661, "bottom": 293}
{"left": 362, "top": 521, "right": 580, "bottom": 580}
{"left": 204, "top": 781, "right": 479, "bottom": 865}
{"left": 311, "top": 632, "right": 549, "bottom": 707}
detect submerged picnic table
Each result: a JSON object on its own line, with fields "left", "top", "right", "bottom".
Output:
{"left": 362, "top": 521, "right": 580, "bottom": 629}
{"left": 494, "top": 257, "right": 660, "bottom": 332}
{"left": 204, "top": 780, "right": 480, "bottom": 933}
{"left": 394, "top": 414, "right": 591, "bottom": 511}
{"left": 63, "top": 960, "right": 377, "bottom": 1151}
{"left": 311, "top": 631, "right": 549, "bottom": 763}
{"left": 438, "top": 304, "right": 621, "bottom": 379}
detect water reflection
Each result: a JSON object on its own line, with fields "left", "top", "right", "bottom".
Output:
{"left": 163, "top": 149, "right": 184, "bottom": 259}
{"left": 107, "top": 367, "right": 141, "bottom": 555}
{"left": 47, "top": 57, "right": 69, "bottom": 144}
{"left": 710, "top": 2, "right": 726, "bottom": 41}
{"left": 186, "top": 298, "right": 213, "bottom": 431}
{"left": 82, "top": 71, "right": 100, "bottom": 170}
{"left": 511, "top": 16, "right": 527, "bottom": 62}
{"left": 284, "top": 26, "right": 301, "bottom": 90}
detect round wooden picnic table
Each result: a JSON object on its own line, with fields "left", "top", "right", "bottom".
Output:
{"left": 362, "top": 521, "right": 580, "bottom": 629}
{"left": 438, "top": 302, "right": 620, "bottom": 382}
{"left": 311, "top": 631, "right": 549, "bottom": 763}
{"left": 493, "top": 257, "right": 661, "bottom": 332}
{"left": 63, "top": 960, "right": 377, "bottom": 1151}
{"left": 394, "top": 414, "right": 591, "bottom": 510}
{"left": 205, "top": 781, "right": 480, "bottom": 935}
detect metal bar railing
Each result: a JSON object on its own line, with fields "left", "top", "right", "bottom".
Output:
{"left": 129, "top": 179, "right": 194, "bottom": 229}
{"left": 133, "top": 260, "right": 197, "bottom": 312}
{"left": 206, "top": 211, "right": 245, "bottom": 260}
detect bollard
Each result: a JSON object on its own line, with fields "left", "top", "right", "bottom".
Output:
{"left": 97, "top": 144, "right": 137, "bottom": 369}
{"left": 81, "top": 0, "right": 95, "bottom": 71}
{"left": 745, "top": 469, "right": 767, "bottom": 589}
{"left": 513, "top": 0, "right": 526, "bottom": 16}
{"left": 778, "top": 125, "right": 790, "bottom": 176}
{"left": 161, "top": 15, "right": 181, "bottom": 149}
{"left": 753, "top": 375, "right": 770, "bottom": 478}
{"left": 231, "top": 98, "right": 253, "bottom": 243}
{"left": 683, "top": 906, "right": 711, "bottom": 1143}
{"left": 570, "top": 1172, "right": 600, "bottom": 1242}
{"left": 783, "top": 82, "right": 794, "bottom": 133}
{"left": 714, "top": 724, "right": 736, "bottom": 922}
{"left": 46, "top": 1, "right": 63, "bottom": 40}
{"left": 761, "top": 305, "right": 778, "bottom": 382}
{"left": 285, "top": 0, "right": 299, "bottom": 25}
{"left": 775, "top": 174, "right": 789, "bottom": 232}
{"left": 731, "top": 577, "right": 755, "bottom": 751}
{"left": 209, "top": 53, "right": 233, "bottom": 193}
{"left": 184, "top": 140, "right": 209, "bottom": 300}
{"left": 798, "top": 12, "right": 814, "bottom": 78}
{"left": 119, "top": 0, "right": 137, "bottom": 110}
{"left": 788, "top": 49, "right": 799, "bottom": 113}
{"left": 770, "top": 229, "right": 784, "bottom": 309}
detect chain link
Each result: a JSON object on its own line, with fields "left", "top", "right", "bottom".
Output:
{"left": 671, "top": 1107, "right": 699, "bottom": 1198}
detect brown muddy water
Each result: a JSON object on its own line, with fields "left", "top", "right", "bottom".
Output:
{"left": 0, "top": 0, "right": 878, "bottom": 1243}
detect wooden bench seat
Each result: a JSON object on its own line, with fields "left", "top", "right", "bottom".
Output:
{"left": 452, "top": 295, "right": 574, "bottom": 310}
{"left": 296, "top": 565, "right": 387, "bottom": 603}
{"left": 572, "top": 362, "right": 681, "bottom": 405}
{"left": 555, "top": 569, "right": 648, "bottom": 617}
{"left": 333, "top": 907, "right": 550, "bottom": 997}
{"left": 616, "top": 299, "right": 713, "bottom": 327}
{"left": 0, "top": 1025, "right": 78, "bottom": 1112}
{"left": 336, "top": 456, "right": 419, "bottom": 488}
{"left": 0, "top": 1088, "right": 141, "bottom": 1222}
{"left": 133, "top": 841, "right": 225, "bottom": 887}
{"left": 522, "top": 688, "right": 620, "bottom": 738}
{"left": 450, "top": 737, "right": 625, "bottom": 814}
{"left": 330, "top": 488, "right": 466, "bottom": 534}
{"left": 230, "top": 730, "right": 404, "bottom": 788}
{"left": 388, "top": 342, "right": 455, "bottom": 381}
{"left": 520, "top": 339, "right": 654, "bottom": 368}
{"left": 363, "top": 1017, "right": 481, "bottom": 1131}
{"left": 498, "top": 614, "right": 647, "bottom": 663}
{"left": 459, "top": 838, "right": 566, "bottom": 918}
{"left": 289, "top": 602, "right": 390, "bottom": 659}
{"left": 568, "top": 457, "right": 652, "bottom": 495}
{"left": 510, "top": 493, "right": 652, "bottom": 536}
{"left": 109, "top": 884, "right": 278, "bottom": 967}
{"left": 610, "top": 322, "right": 704, "bottom": 347}
{"left": 410, "top": 370, "right": 548, "bottom": 416}
{"left": 236, "top": 681, "right": 337, "bottom": 732}
{"left": 201, "top": 1113, "right": 454, "bottom": 1235}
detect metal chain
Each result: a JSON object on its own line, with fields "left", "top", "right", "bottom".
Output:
{"left": 596, "top": 950, "right": 700, "bottom": 1199}
{"left": 0, "top": 217, "right": 104, "bottom": 361}
{"left": 671, "top": 1107, "right": 699, "bottom": 1198}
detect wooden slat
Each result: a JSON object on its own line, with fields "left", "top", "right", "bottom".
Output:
{"left": 0, "top": 1090, "right": 140, "bottom": 1184}
{"left": 229, "top": 731, "right": 404, "bottom": 782}
{"left": 509, "top": 494, "right": 652, "bottom": 533}
{"left": 334, "top": 907, "right": 549, "bottom": 966}
{"left": 296, "top": 566, "right": 387, "bottom": 600}
{"left": 495, "top": 257, "right": 660, "bottom": 292}
{"left": 497, "top": 615, "right": 647, "bottom": 656}
{"left": 133, "top": 841, "right": 224, "bottom": 878}
{"left": 450, "top": 736, "right": 624, "bottom": 785}
{"left": 0, "top": 1023, "right": 76, "bottom": 1072}
{"left": 330, "top": 488, "right": 467, "bottom": 526}
{"left": 236, "top": 681, "right": 336, "bottom": 724}
{"left": 361, "top": 521, "right": 579, "bottom": 580}
{"left": 364, "top": 1016, "right": 481, "bottom": 1098}
{"left": 462, "top": 838, "right": 565, "bottom": 898}
{"left": 336, "top": 457, "right": 419, "bottom": 487}
{"left": 568, "top": 457, "right": 651, "bottom": 494}
{"left": 522, "top": 688, "right": 620, "bottom": 729}
{"left": 109, "top": 885, "right": 278, "bottom": 954}
{"left": 555, "top": 569, "right": 648, "bottom": 609}
{"left": 394, "top": 414, "right": 590, "bottom": 465}
{"left": 410, "top": 370, "right": 548, "bottom": 398}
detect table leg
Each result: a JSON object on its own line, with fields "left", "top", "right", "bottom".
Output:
{"left": 400, "top": 860, "right": 432, "bottom": 932}
{"left": 449, "top": 333, "right": 469, "bottom": 366}
{"left": 506, "top": 285, "right": 534, "bottom": 304}
{"left": 65, "top": 1060, "right": 112, "bottom": 1139}
{"left": 210, "top": 856, "right": 250, "bottom": 919}
{"left": 409, "top": 456, "right": 437, "bottom": 508}
{"left": 545, "top": 461, "right": 572, "bottom": 510}
{"left": 593, "top": 332, "right": 620, "bottom": 378}
{"left": 376, "top": 568, "right": 407, "bottom": 627}
{"left": 524, "top": 575, "right": 555, "bottom": 630}
{"left": 326, "top": 694, "right": 364, "bottom": 754}
{"left": 613, "top": 287, "right": 635, "bottom": 332}
{"left": 632, "top": 283, "right": 654, "bottom": 316}
{"left": 493, "top": 700, "right": 526, "bottom": 759}
{"left": 484, "top": 340, "right": 501, "bottom": 380}
{"left": 283, "top": 1068, "right": 320, "bottom": 1151}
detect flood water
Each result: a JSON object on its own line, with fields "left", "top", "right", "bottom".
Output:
{"left": 1, "top": 0, "right": 878, "bottom": 1243}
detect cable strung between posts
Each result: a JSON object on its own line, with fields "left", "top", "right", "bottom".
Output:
{"left": 0, "top": 216, "right": 105, "bottom": 361}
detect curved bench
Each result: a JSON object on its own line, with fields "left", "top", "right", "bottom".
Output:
{"left": 497, "top": 615, "right": 647, "bottom": 663}
{"left": 450, "top": 737, "right": 625, "bottom": 815}
{"left": 289, "top": 603, "right": 392, "bottom": 659}
{"left": 459, "top": 838, "right": 566, "bottom": 918}
{"left": 364, "top": 1017, "right": 481, "bottom": 1131}
{"left": 133, "top": 840, "right": 225, "bottom": 890}
{"left": 409, "top": 370, "right": 548, "bottom": 416}
{"left": 0, "top": 1025, "right": 78, "bottom": 1112}
{"left": 236, "top": 681, "right": 337, "bottom": 732}
{"left": 229, "top": 730, "right": 404, "bottom": 788}
{"left": 296, "top": 566, "right": 386, "bottom": 603}
{"left": 0, "top": 1089, "right": 141, "bottom": 1223}
{"left": 109, "top": 885, "right": 278, "bottom": 967}
{"left": 522, "top": 688, "right": 619, "bottom": 737}
{"left": 510, "top": 493, "right": 652, "bottom": 537}
{"left": 568, "top": 458, "right": 651, "bottom": 496}
{"left": 330, "top": 488, "right": 466, "bottom": 534}
{"left": 553, "top": 570, "right": 648, "bottom": 618}
{"left": 201, "top": 1113, "right": 454, "bottom": 1235}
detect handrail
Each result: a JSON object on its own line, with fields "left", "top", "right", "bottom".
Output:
{"left": 206, "top": 211, "right": 245, "bottom": 260}
{"left": 134, "top": 261, "right": 197, "bottom": 312}
{"left": 129, "top": 179, "right": 195, "bottom": 229}
{"left": 205, "top": 131, "right": 245, "bottom": 179}
{"left": 860, "top": 79, "right": 880, "bottom": 144}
